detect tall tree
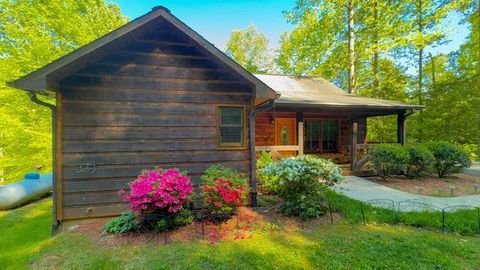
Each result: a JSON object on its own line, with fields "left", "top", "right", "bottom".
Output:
{"left": 225, "top": 25, "right": 274, "bottom": 73}
{"left": 278, "top": 0, "right": 408, "bottom": 93}
{"left": 362, "top": 59, "right": 410, "bottom": 142}
{"left": 347, "top": 0, "right": 356, "bottom": 94}
{"left": 278, "top": 0, "right": 356, "bottom": 90}
{"left": 400, "top": 0, "right": 454, "bottom": 139}
{"left": 407, "top": 0, "right": 480, "bottom": 159}
{"left": 358, "top": 0, "right": 407, "bottom": 94}
{"left": 0, "top": 0, "right": 127, "bottom": 184}
{"left": 453, "top": 0, "right": 480, "bottom": 159}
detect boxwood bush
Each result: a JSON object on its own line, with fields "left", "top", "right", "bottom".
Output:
{"left": 201, "top": 165, "right": 248, "bottom": 189}
{"left": 423, "top": 141, "right": 471, "bottom": 178}
{"left": 404, "top": 145, "right": 435, "bottom": 178}
{"left": 261, "top": 155, "right": 343, "bottom": 219}
{"left": 369, "top": 144, "right": 410, "bottom": 180}
{"left": 103, "top": 211, "right": 139, "bottom": 234}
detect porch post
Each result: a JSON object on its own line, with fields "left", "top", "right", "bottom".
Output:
{"left": 298, "top": 122, "right": 304, "bottom": 155}
{"left": 297, "top": 112, "right": 304, "bottom": 156}
{"left": 397, "top": 112, "right": 406, "bottom": 145}
{"left": 350, "top": 119, "right": 358, "bottom": 171}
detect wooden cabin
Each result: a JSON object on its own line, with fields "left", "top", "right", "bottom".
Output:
{"left": 9, "top": 6, "right": 422, "bottom": 229}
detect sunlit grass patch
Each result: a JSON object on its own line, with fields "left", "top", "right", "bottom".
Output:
{"left": 0, "top": 198, "right": 52, "bottom": 270}
{"left": 2, "top": 197, "right": 480, "bottom": 269}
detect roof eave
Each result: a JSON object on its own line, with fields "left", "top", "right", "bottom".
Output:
{"left": 9, "top": 10, "right": 164, "bottom": 92}
{"left": 9, "top": 7, "right": 278, "bottom": 100}
{"left": 276, "top": 101, "right": 425, "bottom": 111}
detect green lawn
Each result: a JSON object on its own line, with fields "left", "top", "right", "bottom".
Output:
{"left": 2, "top": 198, "right": 480, "bottom": 269}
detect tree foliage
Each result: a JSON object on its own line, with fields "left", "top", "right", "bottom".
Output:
{"left": 0, "top": 0, "right": 127, "bottom": 184}
{"left": 226, "top": 24, "right": 274, "bottom": 73}
{"left": 275, "top": 0, "right": 479, "bottom": 159}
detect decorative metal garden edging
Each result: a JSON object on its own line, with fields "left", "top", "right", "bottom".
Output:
{"left": 359, "top": 199, "right": 480, "bottom": 235}
{"left": 111, "top": 198, "right": 479, "bottom": 246}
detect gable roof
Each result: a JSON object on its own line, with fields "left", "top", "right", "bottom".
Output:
{"left": 8, "top": 6, "right": 277, "bottom": 100}
{"left": 254, "top": 74, "right": 424, "bottom": 111}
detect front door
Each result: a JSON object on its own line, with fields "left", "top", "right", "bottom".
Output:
{"left": 274, "top": 118, "right": 297, "bottom": 156}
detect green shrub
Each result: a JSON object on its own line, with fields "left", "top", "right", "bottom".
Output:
{"left": 201, "top": 165, "right": 248, "bottom": 189}
{"left": 261, "top": 155, "right": 343, "bottom": 219}
{"left": 103, "top": 211, "right": 139, "bottom": 234}
{"left": 155, "top": 208, "right": 193, "bottom": 232}
{"left": 256, "top": 151, "right": 278, "bottom": 194}
{"left": 424, "top": 141, "right": 471, "bottom": 178}
{"left": 282, "top": 197, "right": 325, "bottom": 220}
{"left": 369, "top": 144, "right": 410, "bottom": 180}
{"left": 404, "top": 145, "right": 435, "bottom": 178}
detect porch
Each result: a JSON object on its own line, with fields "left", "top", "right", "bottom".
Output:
{"left": 252, "top": 74, "right": 423, "bottom": 175}
{"left": 254, "top": 110, "right": 409, "bottom": 175}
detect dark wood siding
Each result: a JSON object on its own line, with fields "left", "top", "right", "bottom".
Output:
{"left": 59, "top": 23, "right": 253, "bottom": 220}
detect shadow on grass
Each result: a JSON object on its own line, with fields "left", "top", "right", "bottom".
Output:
{"left": 4, "top": 194, "right": 480, "bottom": 269}
{"left": 27, "top": 199, "right": 480, "bottom": 270}
{"left": 31, "top": 222, "right": 480, "bottom": 270}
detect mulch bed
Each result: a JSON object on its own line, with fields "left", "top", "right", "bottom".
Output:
{"left": 367, "top": 173, "right": 480, "bottom": 197}
{"left": 69, "top": 206, "right": 342, "bottom": 248}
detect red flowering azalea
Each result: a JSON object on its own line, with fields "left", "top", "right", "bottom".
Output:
{"left": 120, "top": 168, "right": 193, "bottom": 215}
{"left": 202, "top": 177, "right": 244, "bottom": 215}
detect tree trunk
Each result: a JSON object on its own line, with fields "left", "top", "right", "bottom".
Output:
{"left": 417, "top": 0, "right": 424, "bottom": 140}
{"left": 429, "top": 52, "right": 435, "bottom": 90}
{"left": 477, "top": 0, "right": 480, "bottom": 161}
{"left": 348, "top": 0, "right": 356, "bottom": 95}
{"left": 372, "top": 1, "right": 379, "bottom": 95}
{"left": 418, "top": 48, "right": 423, "bottom": 106}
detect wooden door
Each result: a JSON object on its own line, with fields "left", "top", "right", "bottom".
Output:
{"left": 274, "top": 118, "right": 297, "bottom": 156}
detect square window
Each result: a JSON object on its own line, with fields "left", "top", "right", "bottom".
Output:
{"left": 219, "top": 106, "right": 244, "bottom": 147}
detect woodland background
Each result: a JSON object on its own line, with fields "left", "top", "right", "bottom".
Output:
{"left": 0, "top": 0, "right": 479, "bottom": 184}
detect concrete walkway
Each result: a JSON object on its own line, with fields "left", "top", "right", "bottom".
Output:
{"left": 462, "top": 161, "right": 480, "bottom": 176}
{"left": 332, "top": 176, "right": 480, "bottom": 210}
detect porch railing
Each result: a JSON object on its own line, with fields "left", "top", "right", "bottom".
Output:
{"left": 352, "top": 143, "right": 400, "bottom": 172}
{"left": 255, "top": 145, "right": 301, "bottom": 161}
{"left": 254, "top": 122, "right": 304, "bottom": 161}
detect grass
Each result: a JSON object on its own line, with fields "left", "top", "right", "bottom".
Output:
{"left": 2, "top": 196, "right": 480, "bottom": 269}
{"left": 325, "top": 189, "right": 480, "bottom": 235}
{"left": 0, "top": 198, "right": 52, "bottom": 270}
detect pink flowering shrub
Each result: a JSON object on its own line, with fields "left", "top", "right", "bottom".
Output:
{"left": 121, "top": 168, "right": 193, "bottom": 215}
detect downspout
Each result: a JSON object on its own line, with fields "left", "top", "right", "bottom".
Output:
{"left": 399, "top": 109, "right": 417, "bottom": 145}
{"left": 28, "top": 92, "right": 59, "bottom": 235}
{"left": 405, "top": 109, "right": 416, "bottom": 117}
{"left": 249, "top": 99, "right": 275, "bottom": 207}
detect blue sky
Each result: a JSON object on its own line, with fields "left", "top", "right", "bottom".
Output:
{"left": 110, "top": 1, "right": 469, "bottom": 59}
{"left": 111, "top": 0, "right": 296, "bottom": 49}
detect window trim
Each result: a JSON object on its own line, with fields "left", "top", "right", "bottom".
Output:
{"left": 217, "top": 105, "right": 247, "bottom": 149}
{"left": 303, "top": 118, "right": 341, "bottom": 154}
